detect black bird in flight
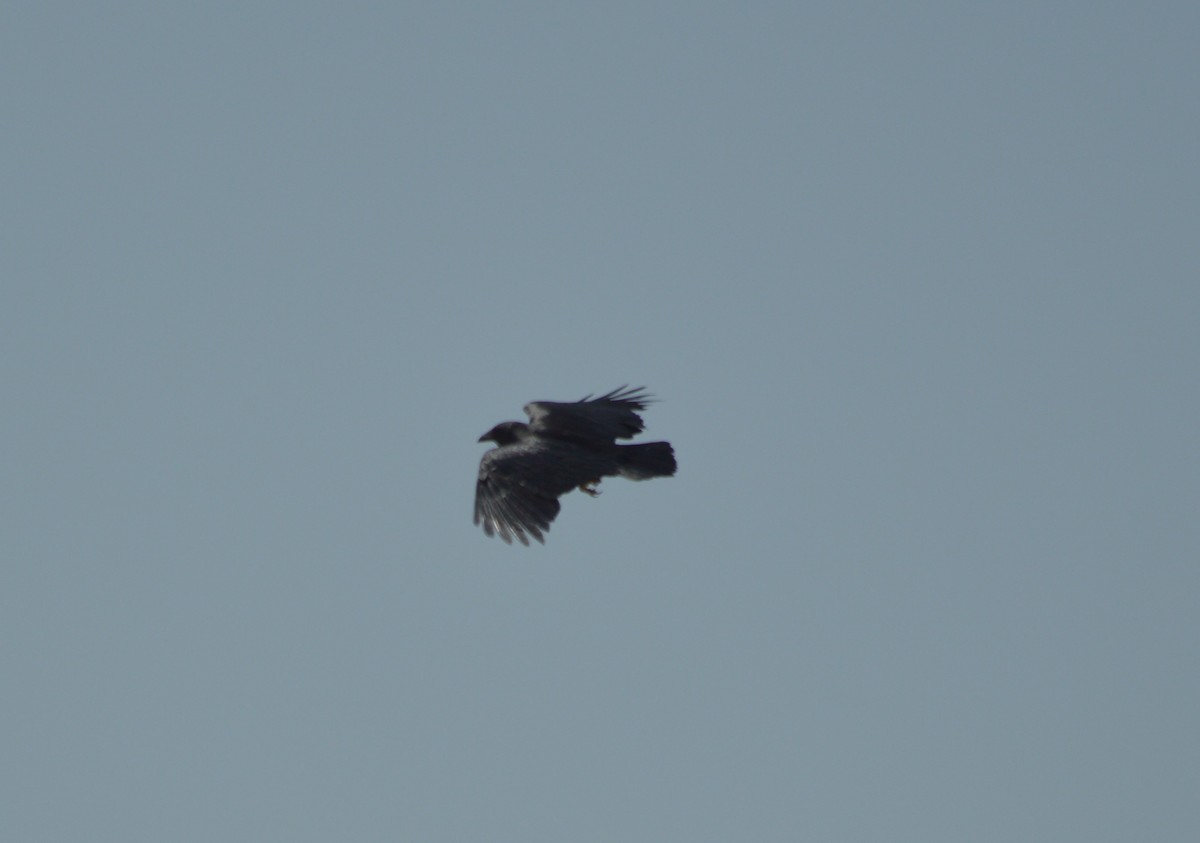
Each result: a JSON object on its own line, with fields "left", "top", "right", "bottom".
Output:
{"left": 474, "top": 386, "right": 677, "bottom": 545}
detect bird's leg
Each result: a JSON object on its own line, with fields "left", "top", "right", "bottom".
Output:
{"left": 579, "top": 480, "right": 602, "bottom": 497}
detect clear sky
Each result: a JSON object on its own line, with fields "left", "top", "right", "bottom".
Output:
{"left": 3, "top": 3, "right": 1197, "bottom": 841}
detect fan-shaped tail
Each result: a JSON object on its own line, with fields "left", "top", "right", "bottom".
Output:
{"left": 616, "top": 442, "right": 676, "bottom": 480}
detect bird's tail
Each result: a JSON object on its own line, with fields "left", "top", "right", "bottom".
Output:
{"left": 616, "top": 442, "right": 677, "bottom": 480}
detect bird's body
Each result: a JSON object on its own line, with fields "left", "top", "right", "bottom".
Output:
{"left": 474, "top": 386, "right": 676, "bottom": 545}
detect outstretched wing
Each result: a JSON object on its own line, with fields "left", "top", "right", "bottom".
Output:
{"left": 474, "top": 440, "right": 618, "bottom": 545}
{"left": 523, "top": 385, "right": 653, "bottom": 446}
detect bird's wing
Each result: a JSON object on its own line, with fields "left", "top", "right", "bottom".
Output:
{"left": 474, "top": 440, "right": 617, "bottom": 545}
{"left": 523, "top": 385, "right": 652, "bottom": 445}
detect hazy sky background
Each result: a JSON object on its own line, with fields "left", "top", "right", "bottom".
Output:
{"left": 4, "top": 3, "right": 1197, "bottom": 840}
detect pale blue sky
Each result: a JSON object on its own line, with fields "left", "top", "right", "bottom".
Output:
{"left": 3, "top": 3, "right": 1198, "bottom": 840}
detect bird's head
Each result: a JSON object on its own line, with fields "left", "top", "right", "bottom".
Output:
{"left": 478, "top": 421, "right": 529, "bottom": 446}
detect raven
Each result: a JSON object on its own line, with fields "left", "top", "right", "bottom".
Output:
{"left": 474, "top": 386, "right": 676, "bottom": 545}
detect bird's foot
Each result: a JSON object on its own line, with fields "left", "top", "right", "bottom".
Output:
{"left": 579, "top": 481, "right": 601, "bottom": 497}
